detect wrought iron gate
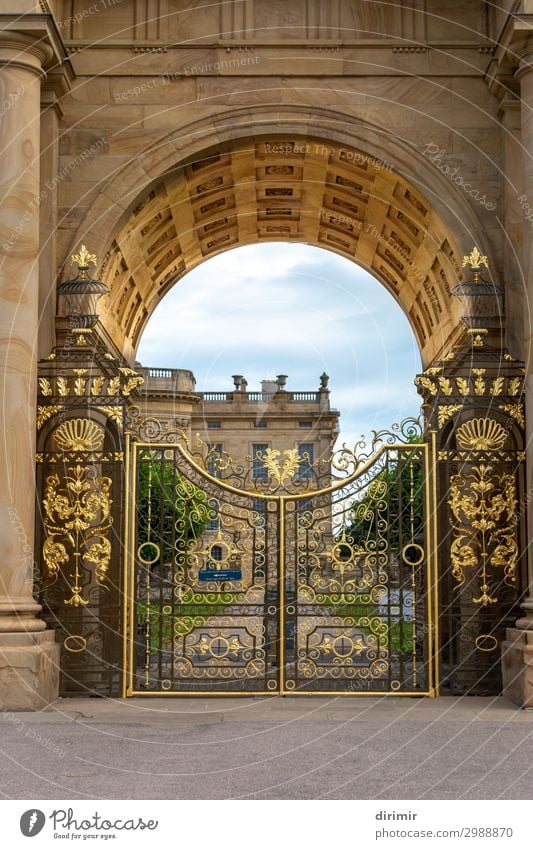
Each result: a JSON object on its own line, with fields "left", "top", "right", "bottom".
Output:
{"left": 124, "top": 422, "right": 436, "bottom": 696}
{"left": 34, "top": 336, "right": 527, "bottom": 698}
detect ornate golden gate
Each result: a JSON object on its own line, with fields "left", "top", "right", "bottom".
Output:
{"left": 34, "top": 312, "right": 527, "bottom": 698}
{"left": 124, "top": 420, "right": 437, "bottom": 696}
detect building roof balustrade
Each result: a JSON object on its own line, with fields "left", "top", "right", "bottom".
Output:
{"left": 137, "top": 369, "right": 334, "bottom": 410}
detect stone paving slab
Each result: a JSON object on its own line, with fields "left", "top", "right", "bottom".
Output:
{"left": 27, "top": 694, "right": 533, "bottom": 722}
{"left": 0, "top": 697, "right": 531, "bottom": 799}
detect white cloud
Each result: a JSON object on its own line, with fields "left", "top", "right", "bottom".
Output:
{"left": 137, "top": 243, "right": 422, "bottom": 441}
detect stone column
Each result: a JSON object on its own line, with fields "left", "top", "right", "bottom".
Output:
{"left": 499, "top": 97, "right": 525, "bottom": 360}
{"left": 38, "top": 79, "right": 63, "bottom": 360}
{"left": 0, "top": 31, "right": 58, "bottom": 708}
{"left": 501, "top": 44, "right": 533, "bottom": 707}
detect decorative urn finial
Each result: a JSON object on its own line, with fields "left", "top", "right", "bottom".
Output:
{"left": 453, "top": 248, "right": 503, "bottom": 345}
{"left": 57, "top": 245, "right": 109, "bottom": 337}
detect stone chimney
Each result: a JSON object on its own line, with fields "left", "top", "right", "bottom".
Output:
{"left": 261, "top": 379, "right": 277, "bottom": 395}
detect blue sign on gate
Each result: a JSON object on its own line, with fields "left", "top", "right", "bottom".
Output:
{"left": 198, "top": 569, "right": 242, "bottom": 582}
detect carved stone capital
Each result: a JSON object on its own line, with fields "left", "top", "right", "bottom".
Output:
{"left": 514, "top": 34, "right": 533, "bottom": 81}
{"left": 0, "top": 15, "right": 73, "bottom": 82}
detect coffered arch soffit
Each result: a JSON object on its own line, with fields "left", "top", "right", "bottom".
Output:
{"left": 66, "top": 108, "right": 493, "bottom": 365}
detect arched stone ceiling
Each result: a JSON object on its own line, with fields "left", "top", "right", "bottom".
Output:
{"left": 97, "top": 136, "right": 464, "bottom": 365}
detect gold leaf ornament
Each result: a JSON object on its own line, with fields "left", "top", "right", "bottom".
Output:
{"left": 261, "top": 448, "right": 301, "bottom": 485}
{"left": 438, "top": 405, "right": 462, "bottom": 428}
{"left": 57, "top": 376, "right": 69, "bottom": 397}
{"left": 507, "top": 378, "right": 523, "bottom": 397}
{"left": 98, "top": 405, "right": 123, "bottom": 427}
{"left": 107, "top": 377, "right": 121, "bottom": 396}
{"left": 122, "top": 375, "right": 145, "bottom": 396}
{"left": 37, "top": 405, "right": 63, "bottom": 429}
{"left": 71, "top": 244, "right": 97, "bottom": 269}
{"left": 83, "top": 537, "right": 112, "bottom": 584}
{"left": 490, "top": 377, "right": 505, "bottom": 396}
{"left": 415, "top": 376, "right": 437, "bottom": 395}
{"left": 456, "top": 377, "right": 470, "bottom": 396}
{"left": 91, "top": 376, "right": 105, "bottom": 396}
{"left": 462, "top": 247, "right": 489, "bottom": 271}
{"left": 474, "top": 375, "right": 486, "bottom": 396}
{"left": 499, "top": 402, "right": 525, "bottom": 428}
{"left": 448, "top": 464, "right": 517, "bottom": 604}
{"left": 438, "top": 377, "right": 453, "bottom": 395}
{"left": 42, "top": 537, "right": 68, "bottom": 582}
{"left": 74, "top": 374, "right": 87, "bottom": 396}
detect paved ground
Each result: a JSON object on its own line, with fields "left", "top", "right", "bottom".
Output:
{"left": 0, "top": 696, "right": 531, "bottom": 799}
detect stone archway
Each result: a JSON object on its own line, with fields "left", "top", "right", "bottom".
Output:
{"left": 26, "top": 110, "right": 527, "bottom": 704}
{"left": 1, "top": 5, "right": 531, "bottom": 712}
{"left": 61, "top": 109, "right": 495, "bottom": 367}
{"left": 41, "top": 121, "right": 525, "bottom": 701}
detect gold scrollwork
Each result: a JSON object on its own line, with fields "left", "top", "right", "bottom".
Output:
{"left": 42, "top": 463, "right": 113, "bottom": 606}
{"left": 320, "top": 634, "right": 366, "bottom": 658}
{"left": 448, "top": 464, "right": 518, "bottom": 605}
{"left": 201, "top": 437, "right": 232, "bottom": 473}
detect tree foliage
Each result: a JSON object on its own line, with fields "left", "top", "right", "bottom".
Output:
{"left": 137, "top": 459, "right": 211, "bottom": 565}
{"left": 339, "top": 440, "right": 425, "bottom": 553}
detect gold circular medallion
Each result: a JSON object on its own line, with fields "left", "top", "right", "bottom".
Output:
{"left": 402, "top": 543, "right": 425, "bottom": 566}
{"left": 137, "top": 541, "right": 161, "bottom": 565}
{"left": 64, "top": 635, "right": 87, "bottom": 653}
{"left": 475, "top": 634, "right": 499, "bottom": 653}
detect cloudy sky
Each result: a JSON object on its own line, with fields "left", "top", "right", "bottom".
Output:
{"left": 137, "top": 243, "right": 422, "bottom": 448}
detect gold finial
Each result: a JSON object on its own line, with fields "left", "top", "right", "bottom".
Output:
{"left": 462, "top": 247, "right": 488, "bottom": 272}
{"left": 71, "top": 244, "right": 97, "bottom": 275}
